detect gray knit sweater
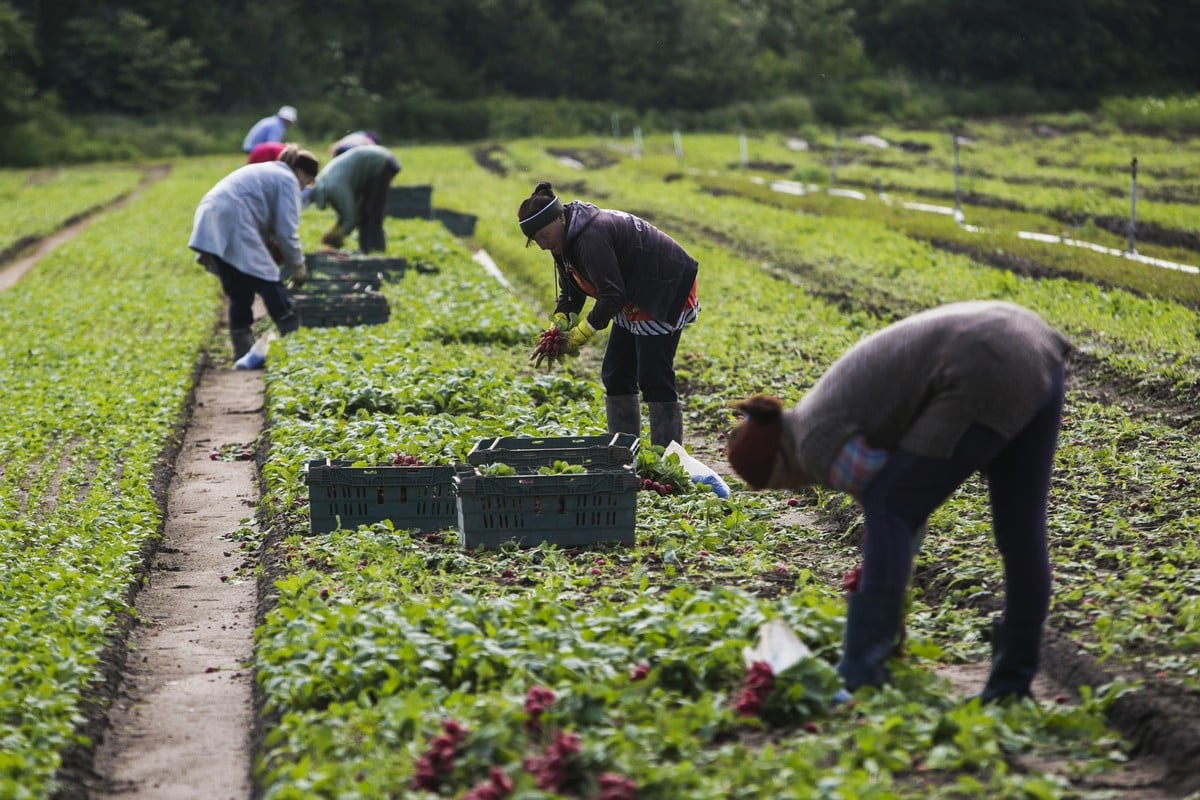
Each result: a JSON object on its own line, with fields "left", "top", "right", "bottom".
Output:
{"left": 772, "top": 301, "right": 1070, "bottom": 489}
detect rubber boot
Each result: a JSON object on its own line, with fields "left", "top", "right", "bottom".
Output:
{"left": 836, "top": 591, "right": 906, "bottom": 691}
{"left": 359, "top": 226, "right": 386, "bottom": 254}
{"left": 647, "top": 400, "right": 683, "bottom": 448}
{"left": 276, "top": 309, "right": 300, "bottom": 336}
{"left": 605, "top": 394, "right": 642, "bottom": 438}
{"left": 230, "top": 327, "right": 255, "bottom": 361}
{"left": 978, "top": 621, "right": 1041, "bottom": 702}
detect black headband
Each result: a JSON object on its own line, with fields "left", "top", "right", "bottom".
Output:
{"left": 518, "top": 196, "right": 563, "bottom": 238}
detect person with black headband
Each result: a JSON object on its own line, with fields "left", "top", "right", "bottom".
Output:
{"left": 725, "top": 301, "right": 1071, "bottom": 703}
{"left": 189, "top": 145, "right": 320, "bottom": 366}
{"left": 517, "top": 181, "right": 700, "bottom": 447}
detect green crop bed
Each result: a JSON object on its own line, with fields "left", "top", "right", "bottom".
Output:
{"left": 1, "top": 120, "right": 1198, "bottom": 798}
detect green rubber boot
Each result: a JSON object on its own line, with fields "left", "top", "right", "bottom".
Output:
{"left": 605, "top": 394, "right": 641, "bottom": 438}
{"left": 230, "top": 327, "right": 255, "bottom": 361}
{"left": 647, "top": 400, "right": 683, "bottom": 448}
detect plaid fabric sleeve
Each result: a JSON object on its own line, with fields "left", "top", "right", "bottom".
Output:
{"left": 827, "top": 435, "right": 888, "bottom": 496}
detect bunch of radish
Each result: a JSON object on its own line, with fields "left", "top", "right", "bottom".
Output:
{"left": 391, "top": 453, "right": 425, "bottom": 466}
{"left": 410, "top": 719, "right": 468, "bottom": 791}
{"left": 733, "top": 661, "right": 775, "bottom": 717}
{"left": 530, "top": 312, "right": 577, "bottom": 369}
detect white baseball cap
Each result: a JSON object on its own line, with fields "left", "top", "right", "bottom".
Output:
{"left": 278, "top": 105, "right": 298, "bottom": 123}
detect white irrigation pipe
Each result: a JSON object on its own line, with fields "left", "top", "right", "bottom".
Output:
{"left": 1017, "top": 232, "right": 1199, "bottom": 274}
{"left": 471, "top": 249, "right": 514, "bottom": 290}
{"left": 742, "top": 129, "right": 1198, "bottom": 276}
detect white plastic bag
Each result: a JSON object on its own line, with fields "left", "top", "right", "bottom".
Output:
{"left": 235, "top": 331, "right": 274, "bottom": 370}
{"left": 664, "top": 441, "right": 731, "bottom": 498}
{"left": 742, "top": 618, "right": 812, "bottom": 674}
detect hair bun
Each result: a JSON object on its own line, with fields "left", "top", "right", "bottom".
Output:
{"left": 732, "top": 395, "right": 783, "bottom": 424}
{"left": 726, "top": 395, "right": 785, "bottom": 489}
{"left": 534, "top": 181, "right": 554, "bottom": 196}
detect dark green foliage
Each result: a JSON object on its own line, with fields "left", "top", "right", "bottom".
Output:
{"left": 2, "top": 0, "right": 1199, "bottom": 163}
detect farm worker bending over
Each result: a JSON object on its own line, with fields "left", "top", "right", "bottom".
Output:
{"left": 189, "top": 145, "right": 319, "bottom": 366}
{"left": 518, "top": 181, "right": 700, "bottom": 448}
{"left": 330, "top": 129, "right": 379, "bottom": 157}
{"left": 311, "top": 144, "right": 401, "bottom": 254}
{"left": 725, "top": 301, "right": 1070, "bottom": 702}
{"left": 242, "top": 105, "right": 297, "bottom": 153}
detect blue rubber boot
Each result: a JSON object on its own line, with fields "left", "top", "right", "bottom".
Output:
{"left": 837, "top": 591, "right": 906, "bottom": 691}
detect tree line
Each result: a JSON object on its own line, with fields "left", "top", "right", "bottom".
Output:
{"left": 1, "top": 0, "right": 1196, "bottom": 132}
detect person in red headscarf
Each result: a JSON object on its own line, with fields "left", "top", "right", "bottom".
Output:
{"left": 726, "top": 301, "right": 1070, "bottom": 703}
{"left": 247, "top": 141, "right": 287, "bottom": 164}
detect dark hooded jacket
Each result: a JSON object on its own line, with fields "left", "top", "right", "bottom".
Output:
{"left": 552, "top": 201, "right": 698, "bottom": 329}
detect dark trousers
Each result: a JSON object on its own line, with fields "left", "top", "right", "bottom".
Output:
{"left": 857, "top": 366, "right": 1065, "bottom": 627}
{"left": 358, "top": 159, "right": 400, "bottom": 253}
{"left": 215, "top": 258, "right": 294, "bottom": 330}
{"left": 600, "top": 325, "right": 682, "bottom": 403}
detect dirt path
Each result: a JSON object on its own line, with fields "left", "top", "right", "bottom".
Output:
{"left": 88, "top": 364, "right": 263, "bottom": 799}
{"left": 0, "top": 165, "right": 171, "bottom": 292}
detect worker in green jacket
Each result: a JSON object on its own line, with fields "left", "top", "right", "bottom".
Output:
{"left": 311, "top": 144, "right": 400, "bottom": 253}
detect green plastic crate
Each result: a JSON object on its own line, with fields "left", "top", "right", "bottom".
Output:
{"left": 387, "top": 185, "right": 434, "bottom": 218}
{"left": 307, "top": 252, "right": 408, "bottom": 280}
{"left": 292, "top": 291, "right": 390, "bottom": 328}
{"left": 433, "top": 208, "right": 478, "bottom": 236}
{"left": 302, "top": 275, "right": 382, "bottom": 294}
{"left": 305, "top": 459, "right": 457, "bottom": 534}
{"left": 454, "top": 468, "right": 639, "bottom": 549}
{"left": 466, "top": 434, "right": 639, "bottom": 471}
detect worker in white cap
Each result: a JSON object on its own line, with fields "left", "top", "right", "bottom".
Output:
{"left": 242, "top": 105, "right": 298, "bottom": 153}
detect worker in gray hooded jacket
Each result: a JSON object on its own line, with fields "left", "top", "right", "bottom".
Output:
{"left": 518, "top": 181, "right": 700, "bottom": 448}
{"left": 726, "top": 301, "right": 1070, "bottom": 703}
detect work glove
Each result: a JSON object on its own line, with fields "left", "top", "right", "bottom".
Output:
{"left": 322, "top": 228, "right": 345, "bottom": 248}
{"left": 288, "top": 260, "right": 308, "bottom": 289}
{"left": 564, "top": 318, "right": 596, "bottom": 354}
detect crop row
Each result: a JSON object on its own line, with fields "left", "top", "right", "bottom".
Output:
{"left": 252, "top": 218, "right": 1130, "bottom": 798}
{"left": 0, "top": 158, "right": 224, "bottom": 799}
{"left": 409, "top": 138, "right": 1200, "bottom": 685}
{"left": 0, "top": 164, "right": 147, "bottom": 257}
{"left": 629, "top": 129, "right": 1200, "bottom": 252}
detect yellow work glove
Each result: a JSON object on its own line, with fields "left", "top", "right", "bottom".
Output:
{"left": 288, "top": 260, "right": 308, "bottom": 289}
{"left": 322, "top": 228, "right": 345, "bottom": 249}
{"left": 564, "top": 318, "right": 596, "bottom": 353}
